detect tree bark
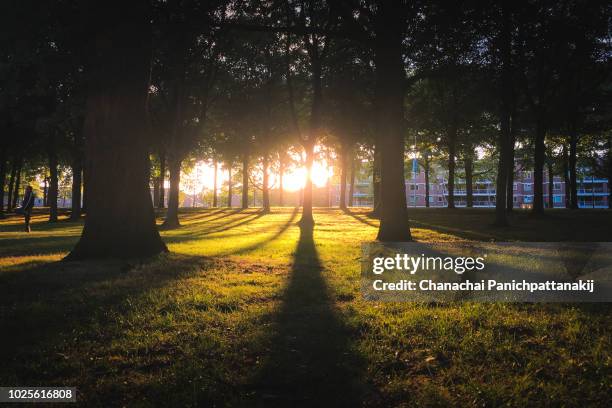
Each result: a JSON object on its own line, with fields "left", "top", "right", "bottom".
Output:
{"left": 164, "top": 154, "right": 181, "bottom": 227}
{"left": 374, "top": 0, "right": 411, "bottom": 241}
{"left": 67, "top": 0, "right": 167, "bottom": 259}
{"left": 262, "top": 154, "right": 270, "bottom": 212}
{"left": 532, "top": 121, "right": 546, "bottom": 215}
{"left": 339, "top": 144, "right": 348, "bottom": 209}
{"left": 48, "top": 144, "right": 59, "bottom": 223}
{"left": 348, "top": 153, "right": 355, "bottom": 207}
{"left": 241, "top": 153, "right": 249, "bottom": 209}
{"left": 465, "top": 155, "right": 474, "bottom": 208}
{"left": 158, "top": 149, "right": 166, "bottom": 208}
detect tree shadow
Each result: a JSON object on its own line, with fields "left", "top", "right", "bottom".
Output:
{"left": 224, "top": 207, "right": 299, "bottom": 256}
{"left": 342, "top": 208, "right": 379, "bottom": 228}
{"left": 247, "top": 223, "right": 368, "bottom": 406}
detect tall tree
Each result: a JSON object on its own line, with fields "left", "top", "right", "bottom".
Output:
{"left": 67, "top": 0, "right": 167, "bottom": 259}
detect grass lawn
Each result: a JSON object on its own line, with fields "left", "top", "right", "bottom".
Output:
{"left": 1, "top": 207, "right": 611, "bottom": 406}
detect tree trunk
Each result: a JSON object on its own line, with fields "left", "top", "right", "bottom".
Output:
{"left": 300, "top": 141, "right": 315, "bottom": 225}
{"left": 43, "top": 178, "right": 48, "bottom": 207}
{"left": 374, "top": 0, "right": 411, "bottom": 241}
{"left": 561, "top": 145, "right": 570, "bottom": 208}
{"left": 495, "top": 0, "right": 512, "bottom": 226}
{"left": 339, "top": 144, "right": 348, "bottom": 210}
{"left": 372, "top": 146, "right": 381, "bottom": 215}
{"left": 48, "top": 144, "right": 58, "bottom": 223}
{"left": 6, "top": 158, "right": 17, "bottom": 212}
{"left": 11, "top": 158, "right": 22, "bottom": 210}
{"left": 67, "top": 0, "right": 167, "bottom": 259}
{"left": 279, "top": 156, "right": 284, "bottom": 206}
{"left": 348, "top": 153, "right": 355, "bottom": 207}
{"left": 152, "top": 174, "right": 160, "bottom": 207}
{"left": 532, "top": 121, "right": 546, "bottom": 215}
{"left": 447, "top": 127, "right": 457, "bottom": 209}
{"left": 465, "top": 155, "right": 474, "bottom": 208}
{"left": 424, "top": 156, "right": 430, "bottom": 208}
{"left": 547, "top": 160, "right": 554, "bottom": 208}
{"left": 569, "top": 128, "right": 578, "bottom": 210}
{"left": 262, "top": 154, "right": 270, "bottom": 212}
{"left": 227, "top": 160, "right": 233, "bottom": 207}
{"left": 70, "top": 153, "right": 82, "bottom": 220}
{"left": 212, "top": 158, "right": 218, "bottom": 207}
{"left": 241, "top": 153, "right": 249, "bottom": 209}
{"left": 164, "top": 154, "right": 181, "bottom": 227}
{"left": 158, "top": 149, "right": 166, "bottom": 208}
{"left": 506, "top": 117, "right": 516, "bottom": 212}
{"left": 0, "top": 149, "right": 6, "bottom": 217}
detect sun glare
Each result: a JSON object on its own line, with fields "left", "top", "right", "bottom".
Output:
{"left": 180, "top": 155, "right": 333, "bottom": 193}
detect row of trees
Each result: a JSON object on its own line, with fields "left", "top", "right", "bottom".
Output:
{"left": 1, "top": 0, "right": 611, "bottom": 259}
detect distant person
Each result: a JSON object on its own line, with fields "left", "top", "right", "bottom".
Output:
{"left": 19, "top": 185, "right": 36, "bottom": 232}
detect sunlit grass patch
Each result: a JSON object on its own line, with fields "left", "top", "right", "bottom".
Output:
{"left": 0, "top": 207, "right": 611, "bottom": 405}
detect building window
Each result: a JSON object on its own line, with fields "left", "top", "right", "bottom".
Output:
{"left": 429, "top": 196, "right": 435, "bottom": 203}
{"left": 524, "top": 195, "right": 533, "bottom": 203}
{"left": 524, "top": 183, "right": 532, "bottom": 192}
{"left": 553, "top": 195, "right": 562, "bottom": 203}
{"left": 410, "top": 184, "right": 417, "bottom": 191}
{"left": 554, "top": 183, "right": 561, "bottom": 191}
{"left": 513, "top": 183, "right": 518, "bottom": 191}
{"left": 438, "top": 196, "right": 443, "bottom": 202}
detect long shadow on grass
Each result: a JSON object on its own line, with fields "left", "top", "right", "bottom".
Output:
{"left": 0, "top": 254, "right": 215, "bottom": 400}
{"left": 343, "top": 208, "right": 379, "bottom": 228}
{"left": 248, "top": 223, "right": 367, "bottom": 406}
{"left": 223, "top": 207, "right": 299, "bottom": 256}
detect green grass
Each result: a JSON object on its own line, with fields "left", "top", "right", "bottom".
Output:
{"left": 0, "top": 207, "right": 611, "bottom": 406}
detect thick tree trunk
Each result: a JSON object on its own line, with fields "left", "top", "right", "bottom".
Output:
{"left": 547, "top": 160, "right": 554, "bottom": 208}
{"left": 70, "top": 154, "right": 82, "bottom": 220}
{"left": 241, "top": 153, "right": 249, "bottom": 209}
{"left": 465, "top": 155, "right": 474, "bottom": 208}
{"left": 262, "top": 154, "right": 270, "bottom": 212}
{"left": 348, "top": 153, "right": 355, "bottom": 207}
{"left": 532, "top": 121, "right": 546, "bottom": 215}
{"left": 569, "top": 129, "right": 578, "bottom": 210}
{"left": 447, "top": 127, "right": 457, "bottom": 209}
{"left": 48, "top": 145, "right": 59, "bottom": 223}
{"left": 11, "top": 158, "right": 22, "bottom": 210}
{"left": 374, "top": 0, "right": 411, "bottom": 241}
{"left": 212, "top": 159, "right": 218, "bottom": 207}
{"left": 0, "top": 149, "right": 6, "bottom": 217}
{"left": 163, "top": 154, "right": 181, "bottom": 227}
{"left": 424, "top": 156, "right": 430, "bottom": 208}
{"left": 67, "top": 0, "right": 166, "bottom": 259}
{"left": 153, "top": 174, "right": 160, "bottom": 207}
{"left": 158, "top": 150, "right": 166, "bottom": 208}
{"left": 227, "top": 161, "right": 233, "bottom": 207}
{"left": 339, "top": 144, "right": 348, "bottom": 209}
